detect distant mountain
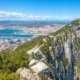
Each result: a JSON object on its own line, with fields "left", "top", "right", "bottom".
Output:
{"left": 0, "top": 20, "right": 70, "bottom": 27}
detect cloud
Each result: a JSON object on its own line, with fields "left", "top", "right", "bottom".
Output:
{"left": 0, "top": 11, "right": 54, "bottom": 20}
{"left": 0, "top": 11, "right": 75, "bottom": 20}
{"left": 0, "top": 11, "right": 27, "bottom": 18}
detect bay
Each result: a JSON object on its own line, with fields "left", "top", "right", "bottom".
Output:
{"left": 0, "top": 28, "right": 33, "bottom": 40}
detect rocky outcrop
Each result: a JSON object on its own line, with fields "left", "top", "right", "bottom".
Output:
{"left": 16, "top": 68, "right": 40, "bottom": 80}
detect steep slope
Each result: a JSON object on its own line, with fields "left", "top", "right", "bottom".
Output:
{"left": 0, "top": 19, "right": 80, "bottom": 80}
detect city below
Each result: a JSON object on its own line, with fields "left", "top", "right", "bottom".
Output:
{"left": 0, "top": 21, "right": 64, "bottom": 51}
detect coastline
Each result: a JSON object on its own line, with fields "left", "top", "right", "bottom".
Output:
{"left": 0, "top": 25, "right": 64, "bottom": 51}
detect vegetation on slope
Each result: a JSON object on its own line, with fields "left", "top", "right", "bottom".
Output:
{"left": 0, "top": 37, "right": 43, "bottom": 79}
{"left": 71, "top": 19, "right": 80, "bottom": 25}
{"left": 0, "top": 72, "right": 19, "bottom": 80}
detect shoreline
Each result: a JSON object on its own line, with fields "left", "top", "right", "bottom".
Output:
{"left": 0, "top": 25, "right": 64, "bottom": 51}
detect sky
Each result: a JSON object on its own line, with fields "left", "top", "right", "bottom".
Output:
{"left": 0, "top": 0, "right": 80, "bottom": 20}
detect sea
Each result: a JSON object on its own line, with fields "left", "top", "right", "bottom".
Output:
{"left": 0, "top": 20, "right": 69, "bottom": 41}
{"left": 0, "top": 28, "right": 33, "bottom": 41}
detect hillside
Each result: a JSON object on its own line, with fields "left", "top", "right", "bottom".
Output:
{"left": 0, "top": 19, "right": 80, "bottom": 80}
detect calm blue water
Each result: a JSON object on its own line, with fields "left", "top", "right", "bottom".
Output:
{"left": 0, "top": 28, "right": 33, "bottom": 40}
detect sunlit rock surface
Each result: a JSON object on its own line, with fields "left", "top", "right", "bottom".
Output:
{"left": 16, "top": 68, "right": 40, "bottom": 80}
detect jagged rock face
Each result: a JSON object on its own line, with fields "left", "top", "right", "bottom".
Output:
{"left": 16, "top": 68, "right": 40, "bottom": 80}
{"left": 64, "top": 39, "right": 72, "bottom": 64}
{"left": 43, "top": 26, "right": 77, "bottom": 80}
{"left": 16, "top": 21, "right": 80, "bottom": 80}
